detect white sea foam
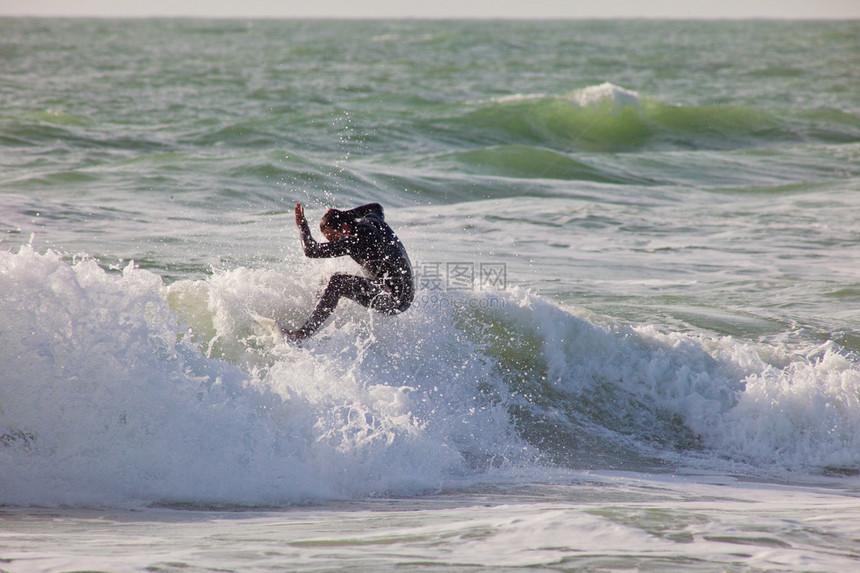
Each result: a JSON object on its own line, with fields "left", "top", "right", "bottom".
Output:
{"left": 0, "top": 248, "right": 521, "bottom": 506}
{"left": 2, "top": 247, "right": 859, "bottom": 507}
{"left": 567, "top": 82, "right": 642, "bottom": 111}
{"left": 483, "top": 83, "right": 641, "bottom": 111}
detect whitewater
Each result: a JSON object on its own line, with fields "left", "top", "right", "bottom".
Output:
{"left": 1, "top": 18, "right": 859, "bottom": 571}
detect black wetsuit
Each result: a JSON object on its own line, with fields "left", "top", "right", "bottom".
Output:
{"left": 294, "top": 203, "right": 413, "bottom": 338}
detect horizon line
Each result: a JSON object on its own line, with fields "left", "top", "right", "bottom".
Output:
{"left": 2, "top": 14, "right": 858, "bottom": 21}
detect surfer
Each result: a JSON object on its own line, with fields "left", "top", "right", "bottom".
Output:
{"left": 284, "top": 202, "right": 414, "bottom": 341}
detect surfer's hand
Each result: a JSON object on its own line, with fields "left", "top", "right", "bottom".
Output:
{"left": 294, "top": 203, "right": 306, "bottom": 228}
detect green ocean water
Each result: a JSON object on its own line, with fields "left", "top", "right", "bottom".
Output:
{"left": 1, "top": 20, "right": 857, "bottom": 355}
{"left": 3, "top": 22, "right": 860, "bottom": 570}
{"left": 2, "top": 19, "right": 858, "bottom": 336}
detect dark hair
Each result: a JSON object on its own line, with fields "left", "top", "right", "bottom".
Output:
{"left": 320, "top": 209, "right": 351, "bottom": 232}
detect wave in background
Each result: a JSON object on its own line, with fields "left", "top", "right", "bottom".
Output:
{"left": 2, "top": 247, "right": 859, "bottom": 507}
{"left": 4, "top": 81, "right": 859, "bottom": 193}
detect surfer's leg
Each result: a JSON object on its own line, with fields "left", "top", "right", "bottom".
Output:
{"left": 287, "top": 273, "right": 389, "bottom": 340}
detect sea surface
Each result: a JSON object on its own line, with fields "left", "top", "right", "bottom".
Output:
{"left": 1, "top": 18, "right": 860, "bottom": 571}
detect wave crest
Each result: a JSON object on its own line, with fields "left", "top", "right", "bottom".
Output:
{"left": 453, "top": 83, "right": 860, "bottom": 154}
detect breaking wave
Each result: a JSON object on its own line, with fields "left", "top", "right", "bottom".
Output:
{"left": 450, "top": 83, "right": 860, "bottom": 153}
{"left": 2, "top": 247, "right": 859, "bottom": 507}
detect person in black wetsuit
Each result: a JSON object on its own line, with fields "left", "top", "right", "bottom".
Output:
{"left": 284, "top": 202, "right": 414, "bottom": 341}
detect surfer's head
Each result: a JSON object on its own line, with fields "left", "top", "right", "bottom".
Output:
{"left": 320, "top": 209, "right": 353, "bottom": 241}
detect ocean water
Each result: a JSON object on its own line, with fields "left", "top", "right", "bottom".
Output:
{"left": 1, "top": 17, "right": 860, "bottom": 571}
